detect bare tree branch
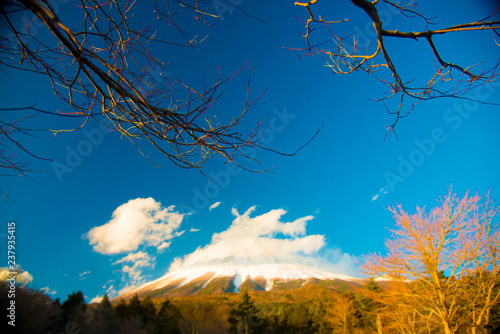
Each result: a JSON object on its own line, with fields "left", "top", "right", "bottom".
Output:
{"left": 0, "top": 0, "right": 312, "bottom": 189}
{"left": 294, "top": 0, "right": 500, "bottom": 136}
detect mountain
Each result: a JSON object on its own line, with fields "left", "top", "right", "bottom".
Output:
{"left": 114, "top": 263, "right": 365, "bottom": 301}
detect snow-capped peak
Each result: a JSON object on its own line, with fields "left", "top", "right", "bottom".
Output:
{"left": 118, "top": 262, "right": 360, "bottom": 299}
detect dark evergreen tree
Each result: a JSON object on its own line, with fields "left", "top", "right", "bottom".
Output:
{"left": 153, "top": 299, "right": 181, "bottom": 334}
{"left": 100, "top": 294, "right": 112, "bottom": 309}
{"left": 141, "top": 295, "right": 157, "bottom": 325}
{"left": 114, "top": 298, "right": 128, "bottom": 319}
{"left": 356, "top": 279, "right": 383, "bottom": 334}
{"left": 128, "top": 294, "right": 143, "bottom": 317}
{"left": 288, "top": 302, "right": 313, "bottom": 332}
{"left": 229, "top": 288, "right": 262, "bottom": 334}
{"left": 87, "top": 294, "right": 120, "bottom": 333}
{"left": 61, "top": 290, "right": 86, "bottom": 322}
{"left": 228, "top": 315, "right": 239, "bottom": 334}
{"left": 49, "top": 297, "right": 65, "bottom": 332}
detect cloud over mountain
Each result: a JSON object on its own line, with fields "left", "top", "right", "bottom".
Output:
{"left": 90, "top": 203, "right": 356, "bottom": 300}
{"left": 114, "top": 251, "right": 156, "bottom": 288}
{"left": 169, "top": 206, "right": 336, "bottom": 272}
{"left": 114, "top": 206, "right": 359, "bottom": 299}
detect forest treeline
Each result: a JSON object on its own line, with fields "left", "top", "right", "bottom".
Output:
{"left": 2, "top": 276, "right": 500, "bottom": 334}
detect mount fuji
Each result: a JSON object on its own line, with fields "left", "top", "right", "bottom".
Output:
{"left": 115, "top": 261, "right": 364, "bottom": 300}
{"left": 110, "top": 206, "right": 365, "bottom": 301}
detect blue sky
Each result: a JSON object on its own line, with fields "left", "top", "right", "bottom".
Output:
{"left": 1, "top": 0, "right": 499, "bottom": 301}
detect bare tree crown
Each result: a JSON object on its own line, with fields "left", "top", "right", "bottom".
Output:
{"left": 294, "top": 0, "right": 500, "bottom": 136}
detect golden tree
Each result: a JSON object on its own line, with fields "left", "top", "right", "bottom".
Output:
{"left": 362, "top": 189, "right": 500, "bottom": 334}
{"left": 364, "top": 279, "right": 439, "bottom": 334}
{"left": 460, "top": 192, "right": 500, "bottom": 334}
{"left": 326, "top": 291, "right": 359, "bottom": 334}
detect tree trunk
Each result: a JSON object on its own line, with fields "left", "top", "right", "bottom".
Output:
{"left": 443, "top": 320, "right": 453, "bottom": 334}
{"left": 376, "top": 314, "right": 383, "bottom": 334}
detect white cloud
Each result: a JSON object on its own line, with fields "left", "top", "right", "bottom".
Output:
{"left": 79, "top": 271, "right": 91, "bottom": 279}
{"left": 320, "top": 248, "right": 359, "bottom": 275}
{"left": 86, "top": 198, "right": 188, "bottom": 298}
{"left": 40, "top": 287, "right": 57, "bottom": 295}
{"left": 372, "top": 186, "right": 389, "bottom": 201}
{"left": 0, "top": 266, "right": 33, "bottom": 286}
{"left": 157, "top": 241, "right": 171, "bottom": 251}
{"left": 89, "top": 295, "right": 104, "bottom": 304}
{"left": 114, "top": 251, "right": 155, "bottom": 266}
{"left": 169, "top": 206, "right": 353, "bottom": 274}
{"left": 94, "top": 282, "right": 119, "bottom": 301}
{"left": 113, "top": 251, "right": 156, "bottom": 292}
{"left": 209, "top": 201, "right": 221, "bottom": 211}
{"left": 87, "top": 277, "right": 118, "bottom": 302}
{"left": 86, "top": 198, "right": 185, "bottom": 254}
{"left": 190, "top": 228, "right": 200, "bottom": 232}
{"left": 102, "top": 279, "right": 115, "bottom": 289}
{"left": 116, "top": 284, "right": 143, "bottom": 296}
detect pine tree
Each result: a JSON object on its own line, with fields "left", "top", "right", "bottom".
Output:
{"left": 61, "top": 290, "right": 86, "bottom": 322}
{"left": 153, "top": 299, "right": 180, "bottom": 334}
{"left": 99, "top": 294, "right": 112, "bottom": 309}
{"left": 92, "top": 294, "right": 119, "bottom": 332}
{"left": 141, "top": 295, "right": 157, "bottom": 325}
{"left": 229, "top": 288, "right": 261, "bottom": 334}
{"left": 114, "top": 298, "right": 128, "bottom": 318}
{"left": 128, "top": 294, "right": 143, "bottom": 318}
{"left": 356, "top": 279, "right": 383, "bottom": 334}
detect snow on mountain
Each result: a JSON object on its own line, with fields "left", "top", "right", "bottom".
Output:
{"left": 112, "top": 207, "right": 362, "bottom": 301}
{"left": 116, "top": 262, "right": 362, "bottom": 300}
